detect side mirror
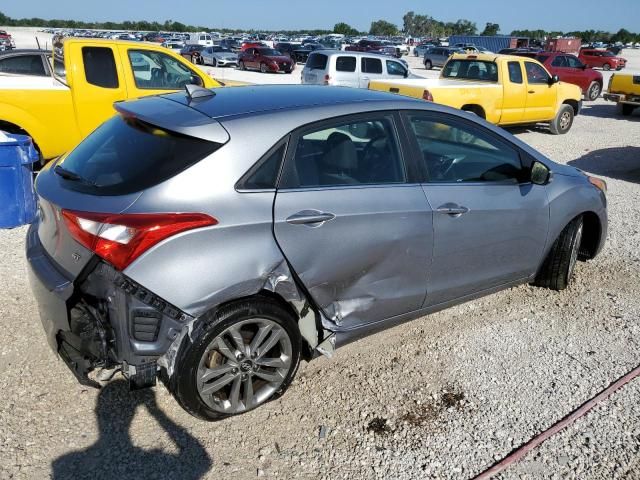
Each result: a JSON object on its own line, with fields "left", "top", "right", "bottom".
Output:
{"left": 530, "top": 161, "right": 551, "bottom": 185}
{"left": 190, "top": 75, "right": 204, "bottom": 87}
{"left": 548, "top": 74, "right": 560, "bottom": 86}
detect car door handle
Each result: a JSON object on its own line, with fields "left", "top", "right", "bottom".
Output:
{"left": 286, "top": 210, "right": 336, "bottom": 225}
{"left": 528, "top": 90, "right": 535, "bottom": 94}
{"left": 436, "top": 204, "right": 469, "bottom": 216}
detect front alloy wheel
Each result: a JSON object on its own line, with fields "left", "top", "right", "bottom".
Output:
{"left": 587, "top": 81, "right": 601, "bottom": 101}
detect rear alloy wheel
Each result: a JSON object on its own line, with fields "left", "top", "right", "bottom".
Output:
{"left": 168, "top": 299, "right": 301, "bottom": 420}
{"left": 603, "top": 63, "right": 611, "bottom": 71}
{"left": 260, "top": 63, "right": 268, "bottom": 73}
{"left": 534, "top": 216, "right": 584, "bottom": 290}
{"left": 549, "top": 104, "right": 574, "bottom": 135}
{"left": 424, "top": 59, "right": 433, "bottom": 70}
{"left": 587, "top": 81, "right": 601, "bottom": 101}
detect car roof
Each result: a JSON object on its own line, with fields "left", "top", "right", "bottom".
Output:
{"left": 161, "top": 85, "right": 422, "bottom": 120}
{"left": 0, "top": 49, "right": 48, "bottom": 57}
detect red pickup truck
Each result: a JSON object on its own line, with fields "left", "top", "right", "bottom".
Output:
{"left": 578, "top": 49, "right": 626, "bottom": 71}
{"left": 515, "top": 51, "right": 603, "bottom": 101}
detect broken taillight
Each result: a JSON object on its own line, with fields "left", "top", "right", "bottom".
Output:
{"left": 422, "top": 89, "right": 434, "bottom": 101}
{"left": 61, "top": 210, "right": 217, "bottom": 271}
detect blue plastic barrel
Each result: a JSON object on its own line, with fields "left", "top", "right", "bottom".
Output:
{"left": 0, "top": 132, "right": 39, "bottom": 229}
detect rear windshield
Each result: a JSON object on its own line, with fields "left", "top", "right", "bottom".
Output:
{"left": 307, "top": 53, "right": 328, "bottom": 70}
{"left": 442, "top": 59, "right": 498, "bottom": 82}
{"left": 56, "top": 115, "right": 220, "bottom": 195}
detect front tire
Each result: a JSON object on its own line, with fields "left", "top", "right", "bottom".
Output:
{"left": 533, "top": 216, "right": 584, "bottom": 291}
{"left": 424, "top": 59, "right": 433, "bottom": 70}
{"left": 260, "top": 63, "right": 268, "bottom": 73}
{"left": 549, "top": 104, "right": 574, "bottom": 135}
{"left": 603, "top": 63, "right": 611, "bottom": 71}
{"left": 586, "top": 81, "right": 601, "bottom": 101}
{"left": 168, "top": 298, "right": 302, "bottom": 421}
{"left": 239, "top": 60, "right": 246, "bottom": 70}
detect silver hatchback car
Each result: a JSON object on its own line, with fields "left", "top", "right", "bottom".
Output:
{"left": 27, "top": 85, "right": 607, "bottom": 420}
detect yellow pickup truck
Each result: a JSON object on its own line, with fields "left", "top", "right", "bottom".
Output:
{"left": 604, "top": 72, "right": 640, "bottom": 116}
{"left": 369, "top": 53, "right": 583, "bottom": 134}
{"left": 0, "top": 38, "right": 220, "bottom": 161}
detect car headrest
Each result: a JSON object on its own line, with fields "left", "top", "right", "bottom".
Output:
{"left": 322, "top": 132, "right": 358, "bottom": 171}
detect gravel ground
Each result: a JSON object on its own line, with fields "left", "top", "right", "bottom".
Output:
{"left": 1, "top": 27, "right": 640, "bottom": 480}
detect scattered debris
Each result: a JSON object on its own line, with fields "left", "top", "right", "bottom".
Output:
{"left": 367, "top": 417, "right": 391, "bottom": 435}
{"left": 318, "top": 425, "right": 329, "bottom": 439}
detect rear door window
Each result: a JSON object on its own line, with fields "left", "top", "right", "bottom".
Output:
{"left": 56, "top": 115, "right": 221, "bottom": 195}
{"left": 361, "top": 57, "right": 382, "bottom": 74}
{"left": 307, "top": 53, "right": 328, "bottom": 70}
{"left": 280, "top": 116, "right": 405, "bottom": 188}
{"left": 508, "top": 61, "right": 523, "bottom": 83}
{"left": 82, "top": 47, "right": 119, "bottom": 88}
{"left": 335, "top": 56, "right": 356, "bottom": 72}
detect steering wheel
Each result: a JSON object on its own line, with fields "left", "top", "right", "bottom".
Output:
{"left": 362, "top": 135, "right": 388, "bottom": 163}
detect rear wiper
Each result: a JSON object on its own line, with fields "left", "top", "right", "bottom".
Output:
{"left": 54, "top": 165, "right": 96, "bottom": 187}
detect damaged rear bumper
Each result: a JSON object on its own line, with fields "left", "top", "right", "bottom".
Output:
{"left": 26, "top": 223, "right": 193, "bottom": 389}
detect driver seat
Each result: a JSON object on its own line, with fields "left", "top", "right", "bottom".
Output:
{"left": 320, "top": 132, "right": 358, "bottom": 185}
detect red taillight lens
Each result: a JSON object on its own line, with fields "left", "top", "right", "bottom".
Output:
{"left": 422, "top": 89, "right": 434, "bottom": 101}
{"left": 61, "top": 210, "right": 217, "bottom": 271}
{"left": 324, "top": 74, "right": 331, "bottom": 85}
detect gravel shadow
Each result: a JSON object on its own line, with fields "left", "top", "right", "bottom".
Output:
{"left": 568, "top": 146, "right": 640, "bottom": 184}
{"left": 51, "top": 380, "right": 212, "bottom": 480}
{"left": 579, "top": 103, "right": 640, "bottom": 120}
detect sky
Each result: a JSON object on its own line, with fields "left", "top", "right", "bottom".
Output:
{"left": 4, "top": 0, "right": 640, "bottom": 33}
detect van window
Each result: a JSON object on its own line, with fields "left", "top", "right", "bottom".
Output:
{"left": 82, "top": 47, "right": 119, "bottom": 88}
{"left": 56, "top": 115, "right": 221, "bottom": 195}
{"left": 336, "top": 56, "right": 356, "bottom": 72}
{"left": 361, "top": 57, "right": 382, "bottom": 74}
{"left": 307, "top": 53, "right": 328, "bottom": 70}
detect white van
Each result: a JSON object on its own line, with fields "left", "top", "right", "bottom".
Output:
{"left": 189, "top": 33, "right": 213, "bottom": 46}
{"left": 301, "top": 51, "right": 413, "bottom": 88}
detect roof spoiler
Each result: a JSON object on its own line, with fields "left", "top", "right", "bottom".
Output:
{"left": 114, "top": 96, "right": 229, "bottom": 144}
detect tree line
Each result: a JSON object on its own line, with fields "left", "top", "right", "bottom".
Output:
{"left": 1, "top": 9, "right": 639, "bottom": 43}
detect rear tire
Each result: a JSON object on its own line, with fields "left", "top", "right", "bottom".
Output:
{"left": 603, "top": 63, "right": 611, "bottom": 71}
{"left": 239, "top": 60, "right": 246, "bottom": 70}
{"left": 260, "top": 63, "right": 268, "bottom": 73}
{"left": 549, "top": 104, "right": 574, "bottom": 135}
{"left": 533, "top": 216, "right": 584, "bottom": 291}
{"left": 167, "top": 298, "right": 302, "bottom": 421}
{"left": 586, "top": 81, "right": 601, "bottom": 101}
{"left": 619, "top": 103, "right": 635, "bottom": 116}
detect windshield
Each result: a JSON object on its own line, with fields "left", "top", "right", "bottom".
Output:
{"left": 212, "top": 47, "right": 231, "bottom": 53}
{"left": 258, "top": 48, "right": 281, "bottom": 56}
{"left": 442, "top": 59, "right": 499, "bottom": 82}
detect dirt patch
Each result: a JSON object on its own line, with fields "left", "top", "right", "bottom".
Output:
{"left": 367, "top": 417, "right": 391, "bottom": 435}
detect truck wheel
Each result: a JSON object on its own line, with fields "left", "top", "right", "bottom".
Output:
{"left": 603, "top": 63, "right": 611, "bottom": 71}
{"left": 167, "top": 298, "right": 302, "bottom": 421}
{"left": 533, "top": 216, "right": 584, "bottom": 291}
{"left": 618, "top": 103, "right": 635, "bottom": 116}
{"left": 424, "top": 60, "right": 433, "bottom": 70}
{"left": 549, "top": 104, "right": 574, "bottom": 135}
{"left": 586, "top": 81, "right": 601, "bottom": 101}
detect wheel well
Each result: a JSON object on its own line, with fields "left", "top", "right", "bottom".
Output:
{"left": 461, "top": 104, "right": 486, "bottom": 119}
{"left": 578, "top": 211, "right": 601, "bottom": 260}
{"left": 563, "top": 100, "right": 580, "bottom": 115}
{"left": 0, "top": 120, "right": 29, "bottom": 136}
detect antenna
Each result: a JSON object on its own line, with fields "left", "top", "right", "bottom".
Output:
{"left": 185, "top": 84, "right": 216, "bottom": 102}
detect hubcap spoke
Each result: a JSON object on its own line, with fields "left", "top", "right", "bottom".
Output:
{"left": 201, "top": 363, "right": 236, "bottom": 382}
{"left": 256, "top": 329, "right": 283, "bottom": 360}
{"left": 249, "top": 324, "right": 272, "bottom": 355}
{"left": 254, "top": 369, "right": 284, "bottom": 383}
{"left": 201, "top": 372, "right": 235, "bottom": 395}
{"left": 243, "top": 375, "right": 255, "bottom": 409}
{"left": 215, "top": 336, "right": 239, "bottom": 362}
{"left": 228, "top": 326, "right": 248, "bottom": 356}
{"left": 255, "top": 356, "right": 288, "bottom": 368}
{"left": 228, "top": 376, "right": 242, "bottom": 411}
